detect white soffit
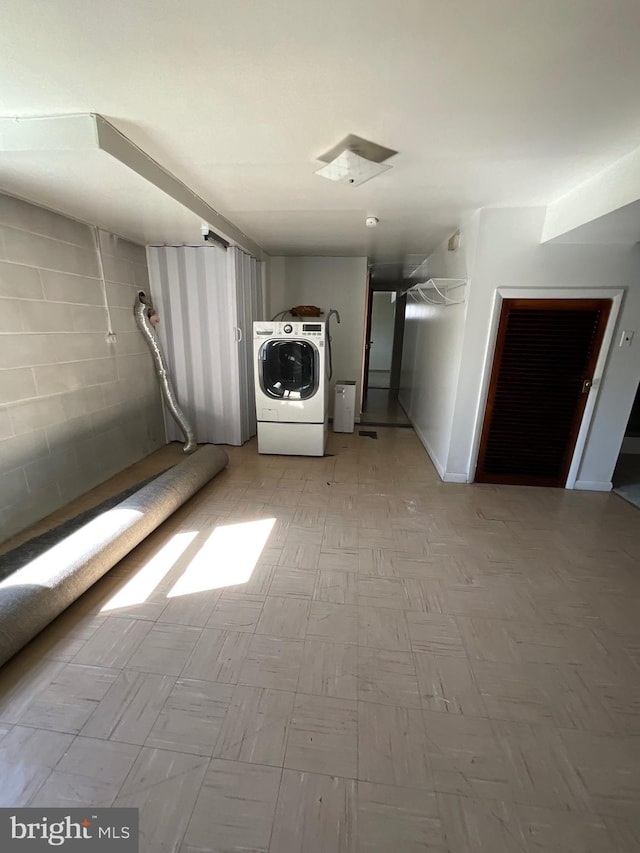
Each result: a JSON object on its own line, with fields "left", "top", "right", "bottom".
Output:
{"left": 543, "top": 199, "right": 640, "bottom": 245}
{"left": 542, "top": 145, "right": 640, "bottom": 244}
{"left": 0, "top": 114, "right": 265, "bottom": 255}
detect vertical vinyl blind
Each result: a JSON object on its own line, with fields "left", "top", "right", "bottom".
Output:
{"left": 232, "top": 247, "right": 263, "bottom": 443}
{"left": 147, "top": 245, "right": 263, "bottom": 446}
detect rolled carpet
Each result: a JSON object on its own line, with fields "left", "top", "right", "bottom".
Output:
{"left": 0, "top": 444, "right": 228, "bottom": 668}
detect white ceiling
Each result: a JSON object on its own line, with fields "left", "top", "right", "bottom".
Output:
{"left": 2, "top": 0, "right": 640, "bottom": 258}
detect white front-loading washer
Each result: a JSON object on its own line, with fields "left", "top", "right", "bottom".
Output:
{"left": 253, "top": 320, "right": 328, "bottom": 455}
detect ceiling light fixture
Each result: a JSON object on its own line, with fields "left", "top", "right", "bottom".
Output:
{"left": 365, "top": 216, "right": 379, "bottom": 228}
{"left": 315, "top": 150, "right": 392, "bottom": 187}
{"left": 314, "top": 134, "right": 397, "bottom": 187}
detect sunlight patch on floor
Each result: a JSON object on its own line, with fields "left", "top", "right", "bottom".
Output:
{"left": 101, "top": 530, "right": 198, "bottom": 612}
{"left": 166, "top": 517, "right": 276, "bottom": 598}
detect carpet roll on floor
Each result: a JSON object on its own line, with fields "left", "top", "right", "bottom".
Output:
{"left": 0, "top": 444, "right": 229, "bottom": 668}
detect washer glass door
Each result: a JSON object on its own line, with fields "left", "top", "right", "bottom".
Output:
{"left": 260, "top": 339, "right": 318, "bottom": 400}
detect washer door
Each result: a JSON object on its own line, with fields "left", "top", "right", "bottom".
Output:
{"left": 260, "top": 339, "right": 319, "bottom": 400}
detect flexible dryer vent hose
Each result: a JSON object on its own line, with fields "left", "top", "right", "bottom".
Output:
{"left": 134, "top": 291, "right": 197, "bottom": 454}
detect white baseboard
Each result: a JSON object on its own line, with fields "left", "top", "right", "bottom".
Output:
{"left": 410, "top": 419, "right": 447, "bottom": 480}
{"left": 443, "top": 473, "right": 469, "bottom": 483}
{"left": 574, "top": 480, "right": 613, "bottom": 492}
{"left": 406, "top": 414, "right": 471, "bottom": 484}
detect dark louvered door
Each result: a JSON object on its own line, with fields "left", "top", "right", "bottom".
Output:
{"left": 475, "top": 298, "right": 611, "bottom": 487}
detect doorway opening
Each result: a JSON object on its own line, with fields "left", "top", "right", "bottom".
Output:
{"left": 367, "top": 292, "right": 396, "bottom": 390}
{"left": 361, "top": 269, "right": 410, "bottom": 427}
{"left": 613, "top": 381, "right": 640, "bottom": 509}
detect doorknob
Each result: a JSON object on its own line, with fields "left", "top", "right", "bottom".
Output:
{"left": 581, "top": 378, "right": 593, "bottom": 394}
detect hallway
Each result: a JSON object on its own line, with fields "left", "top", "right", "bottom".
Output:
{"left": 359, "top": 389, "right": 411, "bottom": 427}
{"left": 0, "top": 429, "right": 639, "bottom": 852}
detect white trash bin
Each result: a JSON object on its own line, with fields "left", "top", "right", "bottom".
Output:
{"left": 334, "top": 381, "right": 356, "bottom": 433}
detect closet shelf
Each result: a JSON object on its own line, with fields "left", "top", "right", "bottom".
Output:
{"left": 405, "top": 278, "right": 467, "bottom": 305}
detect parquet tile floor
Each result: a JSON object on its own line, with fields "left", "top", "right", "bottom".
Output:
{"left": 1, "top": 428, "right": 639, "bottom": 852}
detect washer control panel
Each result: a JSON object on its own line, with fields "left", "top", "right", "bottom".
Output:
{"left": 297, "top": 321, "right": 324, "bottom": 338}
{"left": 254, "top": 321, "right": 325, "bottom": 339}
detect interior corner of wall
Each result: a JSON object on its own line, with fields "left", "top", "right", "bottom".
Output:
{"left": 442, "top": 472, "right": 469, "bottom": 484}
{"left": 412, "top": 420, "right": 446, "bottom": 481}
{"left": 461, "top": 209, "right": 482, "bottom": 275}
{"left": 443, "top": 432, "right": 472, "bottom": 486}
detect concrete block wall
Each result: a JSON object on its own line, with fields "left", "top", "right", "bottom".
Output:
{"left": 0, "top": 192, "right": 165, "bottom": 543}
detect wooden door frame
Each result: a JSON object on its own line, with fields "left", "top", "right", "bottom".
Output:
{"left": 469, "top": 287, "right": 624, "bottom": 489}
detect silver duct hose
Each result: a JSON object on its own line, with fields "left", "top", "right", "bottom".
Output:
{"left": 134, "top": 290, "right": 197, "bottom": 454}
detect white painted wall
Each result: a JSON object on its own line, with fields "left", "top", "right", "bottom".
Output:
{"left": 447, "top": 207, "right": 640, "bottom": 488}
{"left": 266, "top": 256, "right": 368, "bottom": 414}
{"left": 369, "top": 292, "right": 395, "bottom": 372}
{"left": 399, "top": 212, "right": 479, "bottom": 479}
{"left": 401, "top": 296, "right": 468, "bottom": 478}
{"left": 265, "top": 255, "right": 287, "bottom": 319}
